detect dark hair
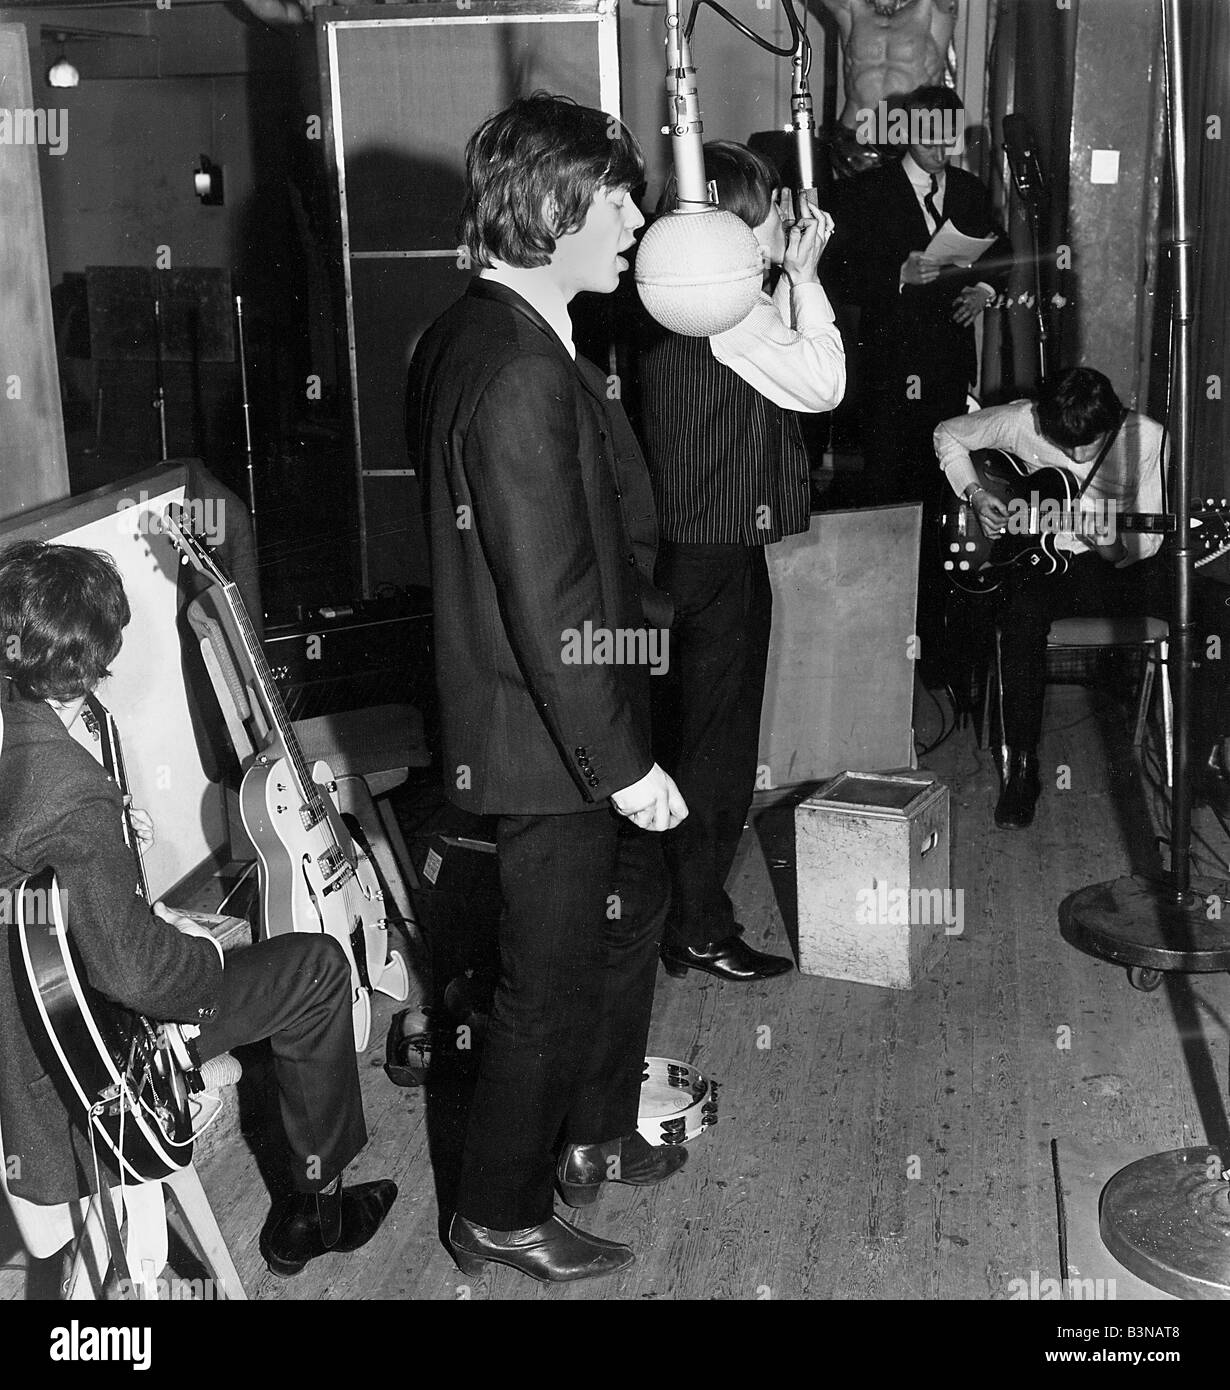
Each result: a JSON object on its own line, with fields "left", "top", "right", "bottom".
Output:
{"left": 894, "top": 84, "right": 964, "bottom": 115}
{"left": 1036, "top": 367, "right": 1124, "bottom": 448}
{"left": 655, "top": 139, "right": 778, "bottom": 228}
{"left": 0, "top": 541, "right": 130, "bottom": 700}
{"left": 460, "top": 92, "right": 644, "bottom": 269}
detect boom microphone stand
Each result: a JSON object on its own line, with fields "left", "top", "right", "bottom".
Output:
{"left": 1057, "top": 0, "right": 1230, "bottom": 1299}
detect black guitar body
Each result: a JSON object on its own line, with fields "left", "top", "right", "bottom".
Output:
{"left": 941, "top": 450, "right": 1082, "bottom": 594}
{"left": 14, "top": 869, "right": 195, "bottom": 1183}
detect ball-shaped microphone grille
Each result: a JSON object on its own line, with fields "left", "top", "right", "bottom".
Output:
{"left": 635, "top": 208, "right": 764, "bottom": 337}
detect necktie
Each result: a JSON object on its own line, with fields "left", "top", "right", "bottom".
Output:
{"left": 924, "top": 173, "right": 942, "bottom": 232}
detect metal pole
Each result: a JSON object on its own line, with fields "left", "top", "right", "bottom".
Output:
{"left": 234, "top": 295, "right": 260, "bottom": 561}
{"left": 1162, "top": 0, "right": 1194, "bottom": 898}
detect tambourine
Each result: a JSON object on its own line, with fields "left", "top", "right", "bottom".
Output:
{"left": 637, "top": 1056, "right": 719, "bottom": 1146}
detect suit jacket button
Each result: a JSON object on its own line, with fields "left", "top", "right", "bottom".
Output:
{"left": 587, "top": 775, "right": 600, "bottom": 787}
{"left": 575, "top": 746, "right": 588, "bottom": 758}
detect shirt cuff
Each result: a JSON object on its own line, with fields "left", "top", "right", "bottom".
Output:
{"left": 789, "top": 281, "right": 837, "bottom": 325}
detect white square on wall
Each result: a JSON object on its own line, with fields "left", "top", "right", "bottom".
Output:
{"left": 1090, "top": 149, "right": 1121, "bottom": 184}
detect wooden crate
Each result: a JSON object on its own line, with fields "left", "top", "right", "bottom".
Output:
{"left": 795, "top": 771, "right": 952, "bottom": 989}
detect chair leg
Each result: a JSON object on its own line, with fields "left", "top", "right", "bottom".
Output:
{"left": 991, "top": 627, "right": 1008, "bottom": 779}
{"left": 1133, "top": 645, "right": 1156, "bottom": 748}
{"left": 64, "top": 1197, "right": 109, "bottom": 1300}
{"left": 162, "top": 1165, "right": 247, "bottom": 1301}
{"left": 1161, "top": 639, "right": 1174, "bottom": 788}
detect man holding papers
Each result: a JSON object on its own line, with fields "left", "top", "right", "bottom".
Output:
{"left": 822, "top": 84, "right": 1012, "bottom": 509}
{"left": 822, "top": 84, "right": 1012, "bottom": 689}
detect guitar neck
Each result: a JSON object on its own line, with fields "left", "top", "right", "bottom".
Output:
{"left": 215, "top": 580, "right": 328, "bottom": 827}
{"left": 85, "top": 696, "right": 151, "bottom": 902}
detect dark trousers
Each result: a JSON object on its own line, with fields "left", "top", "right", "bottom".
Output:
{"left": 455, "top": 809, "right": 667, "bottom": 1230}
{"left": 653, "top": 542, "right": 772, "bottom": 949}
{"left": 196, "top": 933, "right": 366, "bottom": 1193}
{"left": 998, "top": 552, "right": 1167, "bottom": 752}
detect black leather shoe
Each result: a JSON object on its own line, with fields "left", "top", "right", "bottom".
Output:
{"left": 661, "top": 930, "right": 793, "bottom": 981}
{"left": 994, "top": 749, "right": 1042, "bottom": 829}
{"left": 448, "top": 1213, "right": 634, "bottom": 1283}
{"left": 556, "top": 1130, "right": 688, "bottom": 1207}
{"left": 260, "top": 1179, "right": 398, "bottom": 1277}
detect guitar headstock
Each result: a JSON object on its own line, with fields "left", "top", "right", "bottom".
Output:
{"left": 1194, "top": 499, "right": 1230, "bottom": 570}
{"left": 162, "top": 504, "right": 229, "bottom": 587}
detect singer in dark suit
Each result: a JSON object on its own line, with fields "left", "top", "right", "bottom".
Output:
{"left": 406, "top": 94, "right": 689, "bottom": 1285}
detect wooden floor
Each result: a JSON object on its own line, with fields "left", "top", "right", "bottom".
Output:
{"left": 5, "top": 677, "right": 1230, "bottom": 1301}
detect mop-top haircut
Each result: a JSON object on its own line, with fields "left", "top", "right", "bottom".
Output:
{"left": 1036, "top": 367, "right": 1124, "bottom": 449}
{"left": 460, "top": 91, "right": 644, "bottom": 269}
{"left": 0, "top": 541, "right": 130, "bottom": 700}
{"left": 655, "top": 140, "right": 778, "bottom": 230}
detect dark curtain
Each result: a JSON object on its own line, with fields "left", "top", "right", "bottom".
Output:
{"left": 983, "top": 0, "right": 1078, "bottom": 399}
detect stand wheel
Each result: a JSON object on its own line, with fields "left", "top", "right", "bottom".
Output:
{"left": 1127, "top": 966, "right": 1163, "bottom": 992}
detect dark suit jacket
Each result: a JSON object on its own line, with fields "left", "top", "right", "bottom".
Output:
{"left": 822, "top": 160, "right": 1012, "bottom": 397}
{"left": 406, "top": 279, "right": 671, "bottom": 816}
{"left": 0, "top": 696, "right": 222, "bottom": 1204}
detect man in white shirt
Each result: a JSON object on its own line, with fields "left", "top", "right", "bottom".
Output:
{"left": 934, "top": 367, "right": 1168, "bottom": 827}
{"left": 640, "top": 141, "right": 846, "bottom": 981}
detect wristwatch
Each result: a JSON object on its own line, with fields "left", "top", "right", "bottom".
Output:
{"left": 964, "top": 484, "right": 987, "bottom": 504}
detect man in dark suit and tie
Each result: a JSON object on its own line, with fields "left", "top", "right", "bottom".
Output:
{"left": 406, "top": 94, "right": 689, "bottom": 1284}
{"left": 823, "top": 84, "right": 1012, "bottom": 507}
{"left": 822, "top": 83, "right": 1012, "bottom": 684}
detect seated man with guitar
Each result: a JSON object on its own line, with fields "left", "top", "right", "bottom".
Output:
{"left": 0, "top": 541, "right": 396, "bottom": 1279}
{"left": 935, "top": 367, "right": 1168, "bottom": 828}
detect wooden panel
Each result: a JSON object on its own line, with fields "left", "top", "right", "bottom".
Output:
{"left": 1066, "top": 0, "right": 1163, "bottom": 403}
{"left": 0, "top": 25, "right": 69, "bottom": 521}
{"left": 758, "top": 504, "right": 920, "bottom": 786}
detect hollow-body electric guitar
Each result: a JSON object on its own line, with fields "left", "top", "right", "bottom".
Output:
{"left": 163, "top": 508, "right": 408, "bottom": 1050}
{"left": 940, "top": 448, "right": 1230, "bottom": 594}
{"left": 13, "top": 698, "right": 201, "bottom": 1180}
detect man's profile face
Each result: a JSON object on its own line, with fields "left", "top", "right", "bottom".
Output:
{"left": 549, "top": 183, "right": 645, "bottom": 298}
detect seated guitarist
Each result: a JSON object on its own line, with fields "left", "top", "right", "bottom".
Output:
{"left": 0, "top": 541, "right": 396, "bottom": 1278}
{"left": 934, "top": 367, "right": 1167, "bottom": 828}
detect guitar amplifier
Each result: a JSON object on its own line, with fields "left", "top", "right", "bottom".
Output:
{"left": 263, "top": 588, "right": 434, "bottom": 724}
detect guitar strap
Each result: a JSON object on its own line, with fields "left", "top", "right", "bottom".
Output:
{"left": 86, "top": 1117, "right": 136, "bottom": 1299}
{"left": 1074, "top": 409, "right": 1127, "bottom": 499}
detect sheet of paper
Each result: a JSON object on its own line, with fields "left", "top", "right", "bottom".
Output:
{"left": 924, "top": 218, "right": 997, "bottom": 267}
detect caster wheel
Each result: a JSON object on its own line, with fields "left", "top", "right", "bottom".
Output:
{"left": 1127, "top": 966, "right": 1163, "bottom": 992}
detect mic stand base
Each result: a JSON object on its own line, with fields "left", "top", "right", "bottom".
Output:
{"left": 1059, "top": 872, "right": 1230, "bottom": 981}
{"left": 1101, "top": 1147, "right": 1230, "bottom": 1300}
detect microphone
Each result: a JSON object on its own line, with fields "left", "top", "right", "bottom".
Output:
{"left": 1002, "top": 112, "right": 1045, "bottom": 205}
{"left": 635, "top": 0, "right": 763, "bottom": 336}
{"left": 790, "top": 31, "right": 817, "bottom": 199}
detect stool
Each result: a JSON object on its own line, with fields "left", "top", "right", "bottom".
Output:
{"left": 986, "top": 614, "right": 1172, "bottom": 784}
{"left": 0, "top": 1107, "right": 245, "bottom": 1300}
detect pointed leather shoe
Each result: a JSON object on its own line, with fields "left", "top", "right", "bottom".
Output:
{"left": 662, "top": 931, "right": 793, "bottom": 981}
{"left": 260, "top": 1178, "right": 398, "bottom": 1277}
{"left": 448, "top": 1213, "right": 634, "bottom": 1283}
{"left": 994, "top": 751, "right": 1041, "bottom": 829}
{"left": 556, "top": 1130, "right": 688, "bottom": 1207}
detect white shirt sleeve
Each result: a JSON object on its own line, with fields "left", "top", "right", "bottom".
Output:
{"left": 708, "top": 279, "right": 846, "bottom": 413}
{"left": 934, "top": 404, "right": 1030, "bottom": 497}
